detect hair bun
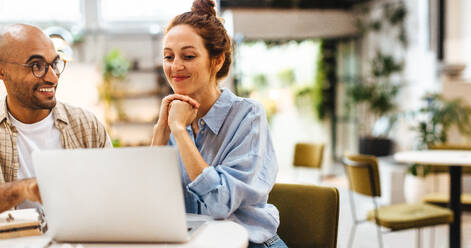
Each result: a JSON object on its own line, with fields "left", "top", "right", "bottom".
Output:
{"left": 191, "top": 0, "right": 216, "bottom": 17}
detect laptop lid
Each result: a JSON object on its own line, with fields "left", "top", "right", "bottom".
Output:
{"left": 33, "top": 146, "right": 189, "bottom": 243}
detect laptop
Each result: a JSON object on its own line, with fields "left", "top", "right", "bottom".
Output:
{"left": 32, "top": 146, "right": 209, "bottom": 243}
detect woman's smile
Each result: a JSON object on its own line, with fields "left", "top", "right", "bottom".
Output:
{"left": 172, "top": 75, "right": 190, "bottom": 82}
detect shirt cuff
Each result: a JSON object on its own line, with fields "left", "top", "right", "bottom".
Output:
{"left": 187, "top": 166, "right": 220, "bottom": 197}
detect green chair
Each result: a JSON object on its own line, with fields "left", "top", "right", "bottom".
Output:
{"left": 293, "top": 143, "right": 325, "bottom": 181}
{"left": 343, "top": 154, "right": 453, "bottom": 248}
{"left": 268, "top": 183, "right": 339, "bottom": 248}
{"left": 423, "top": 145, "right": 471, "bottom": 209}
{"left": 422, "top": 193, "right": 471, "bottom": 211}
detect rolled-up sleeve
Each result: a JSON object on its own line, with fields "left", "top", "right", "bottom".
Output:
{"left": 188, "top": 166, "right": 221, "bottom": 196}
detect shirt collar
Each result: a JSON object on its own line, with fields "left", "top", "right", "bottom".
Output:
{"left": 0, "top": 95, "right": 69, "bottom": 126}
{"left": 52, "top": 102, "right": 69, "bottom": 125}
{"left": 0, "top": 96, "right": 8, "bottom": 125}
{"left": 201, "top": 88, "right": 236, "bottom": 135}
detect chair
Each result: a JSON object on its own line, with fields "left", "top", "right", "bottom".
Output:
{"left": 293, "top": 142, "right": 325, "bottom": 181}
{"left": 423, "top": 144, "right": 471, "bottom": 209}
{"left": 422, "top": 193, "right": 471, "bottom": 211}
{"left": 268, "top": 183, "right": 339, "bottom": 248}
{"left": 343, "top": 154, "right": 453, "bottom": 248}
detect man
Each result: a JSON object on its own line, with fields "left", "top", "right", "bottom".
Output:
{"left": 0, "top": 24, "right": 112, "bottom": 212}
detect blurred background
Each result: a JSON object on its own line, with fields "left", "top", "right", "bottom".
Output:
{"left": 1, "top": 1, "right": 471, "bottom": 246}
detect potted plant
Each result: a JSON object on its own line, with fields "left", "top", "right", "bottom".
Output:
{"left": 404, "top": 162, "right": 433, "bottom": 203}
{"left": 348, "top": 52, "right": 403, "bottom": 156}
{"left": 404, "top": 93, "right": 471, "bottom": 202}
{"left": 413, "top": 93, "right": 471, "bottom": 148}
{"left": 347, "top": 2, "right": 408, "bottom": 156}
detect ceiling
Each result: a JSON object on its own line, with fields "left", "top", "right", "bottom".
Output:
{"left": 220, "top": 0, "right": 372, "bottom": 10}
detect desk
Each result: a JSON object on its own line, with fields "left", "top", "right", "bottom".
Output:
{"left": 394, "top": 150, "right": 471, "bottom": 248}
{"left": 0, "top": 221, "right": 248, "bottom": 248}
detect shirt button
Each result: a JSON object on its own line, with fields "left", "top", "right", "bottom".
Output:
{"left": 200, "top": 120, "right": 205, "bottom": 126}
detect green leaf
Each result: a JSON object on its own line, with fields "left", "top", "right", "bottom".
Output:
{"left": 252, "top": 73, "right": 269, "bottom": 90}
{"left": 413, "top": 93, "right": 471, "bottom": 148}
{"left": 103, "top": 49, "right": 130, "bottom": 81}
{"left": 277, "top": 68, "right": 296, "bottom": 87}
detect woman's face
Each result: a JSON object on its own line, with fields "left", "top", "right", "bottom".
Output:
{"left": 163, "top": 25, "right": 216, "bottom": 97}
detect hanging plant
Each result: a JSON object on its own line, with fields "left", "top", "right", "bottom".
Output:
{"left": 103, "top": 49, "right": 130, "bottom": 81}
{"left": 99, "top": 49, "right": 130, "bottom": 126}
{"left": 294, "top": 41, "right": 326, "bottom": 120}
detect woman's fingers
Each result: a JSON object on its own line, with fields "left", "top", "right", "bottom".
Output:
{"left": 168, "top": 100, "right": 198, "bottom": 128}
{"left": 166, "top": 94, "right": 199, "bottom": 109}
{"left": 158, "top": 94, "right": 199, "bottom": 129}
{"left": 169, "top": 99, "right": 192, "bottom": 109}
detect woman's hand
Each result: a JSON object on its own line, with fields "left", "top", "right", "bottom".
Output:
{"left": 168, "top": 100, "right": 198, "bottom": 132}
{"left": 152, "top": 94, "right": 199, "bottom": 146}
{"left": 157, "top": 94, "right": 199, "bottom": 127}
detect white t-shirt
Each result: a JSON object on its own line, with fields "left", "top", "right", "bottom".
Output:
{"left": 9, "top": 111, "right": 63, "bottom": 209}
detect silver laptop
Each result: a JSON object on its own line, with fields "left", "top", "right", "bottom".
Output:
{"left": 32, "top": 146, "right": 207, "bottom": 243}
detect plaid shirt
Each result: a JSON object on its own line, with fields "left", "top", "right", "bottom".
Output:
{"left": 0, "top": 97, "right": 112, "bottom": 183}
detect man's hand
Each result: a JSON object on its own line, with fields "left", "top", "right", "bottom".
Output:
{"left": 23, "top": 178, "right": 42, "bottom": 204}
{"left": 0, "top": 178, "right": 42, "bottom": 213}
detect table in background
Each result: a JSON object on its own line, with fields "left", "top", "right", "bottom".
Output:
{"left": 395, "top": 150, "right": 471, "bottom": 248}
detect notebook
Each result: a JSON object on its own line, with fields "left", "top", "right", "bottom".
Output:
{"left": 0, "top": 208, "right": 43, "bottom": 239}
{"left": 32, "top": 146, "right": 208, "bottom": 243}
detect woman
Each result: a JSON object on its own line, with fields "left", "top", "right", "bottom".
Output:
{"left": 151, "top": 1, "right": 287, "bottom": 247}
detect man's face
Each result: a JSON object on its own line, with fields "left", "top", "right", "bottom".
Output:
{"left": 1, "top": 29, "right": 60, "bottom": 110}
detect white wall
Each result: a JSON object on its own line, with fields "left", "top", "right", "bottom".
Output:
{"left": 445, "top": 0, "right": 471, "bottom": 79}
{"left": 397, "top": 0, "right": 440, "bottom": 150}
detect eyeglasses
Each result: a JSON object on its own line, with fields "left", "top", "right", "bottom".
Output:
{"left": 0, "top": 58, "right": 66, "bottom": 78}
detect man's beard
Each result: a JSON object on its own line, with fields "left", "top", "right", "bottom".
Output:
{"left": 29, "top": 82, "right": 57, "bottom": 109}
{"left": 30, "top": 94, "right": 56, "bottom": 109}
{"left": 13, "top": 84, "right": 57, "bottom": 110}
{"left": 5, "top": 74, "right": 57, "bottom": 110}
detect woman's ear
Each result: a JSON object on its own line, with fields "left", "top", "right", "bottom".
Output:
{"left": 212, "top": 54, "right": 225, "bottom": 74}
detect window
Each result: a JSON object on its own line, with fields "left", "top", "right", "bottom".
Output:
{"left": 0, "top": 0, "right": 82, "bottom": 23}
{"left": 100, "top": 0, "right": 192, "bottom": 23}
{"left": 237, "top": 40, "right": 320, "bottom": 89}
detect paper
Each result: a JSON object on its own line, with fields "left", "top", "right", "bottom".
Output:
{"left": 0, "top": 235, "right": 52, "bottom": 248}
{"left": 0, "top": 208, "right": 41, "bottom": 239}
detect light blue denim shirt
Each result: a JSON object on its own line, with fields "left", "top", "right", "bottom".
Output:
{"left": 169, "top": 88, "right": 280, "bottom": 243}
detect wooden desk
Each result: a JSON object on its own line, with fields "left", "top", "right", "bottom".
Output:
{"left": 0, "top": 221, "right": 248, "bottom": 248}
{"left": 394, "top": 150, "right": 471, "bottom": 248}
